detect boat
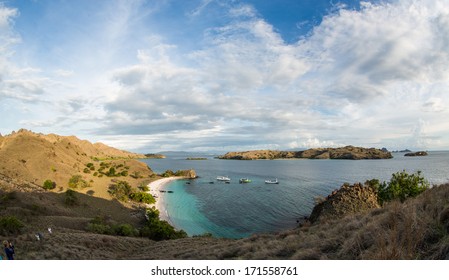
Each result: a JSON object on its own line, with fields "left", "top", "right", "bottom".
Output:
{"left": 239, "top": 178, "right": 252, "bottom": 183}
{"left": 265, "top": 178, "right": 279, "bottom": 184}
{"left": 216, "top": 176, "right": 231, "bottom": 182}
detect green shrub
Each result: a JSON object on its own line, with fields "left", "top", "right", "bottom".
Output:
{"left": 161, "top": 170, "right": 174, "bottom": 177}
{"left": 140, "top": 207, "right": 187, "bottom": 241}
{"left": 64, "top": 189, "right": 79, "bottom": 206}
{"left": 43, "top": 179, "right": 56, "bottom": 190}
{"left": 112, "top": 224, "right": 138, "bottom": 236}
{"left": 0, "top": 216, "right": 24, "bottom": 234}
{"left": 130, "top": 192, "right": 155, "bottom": 204}
{"left": 86, "top": 217, "right": 138, "bottom": 236}
{"left": 68, "top": 175, "right": 91, "bottom": 189}
{"left": 86, "top": 222, "right": 112, "bottom": 235}
{"left": 377, "top": 170, "right": 429, "bottom": 205}
{"left": 108, "top": 181, "right": 133, "bottom": 201}
{"left": 138, "top": 183, "right": 150, "bottom": 192}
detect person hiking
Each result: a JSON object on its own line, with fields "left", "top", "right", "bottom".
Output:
{"left": 3, "top": 240, "right": 15, "bottom": 260}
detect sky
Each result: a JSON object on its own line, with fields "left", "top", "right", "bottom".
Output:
{"left": 0, "top": 0, "right": 449, "bottom": 153}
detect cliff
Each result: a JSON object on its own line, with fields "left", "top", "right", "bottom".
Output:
{"left": 218, "top": 146, "right": 392, "bottom": 160}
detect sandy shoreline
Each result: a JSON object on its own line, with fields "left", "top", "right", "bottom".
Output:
{"left": 147, "top": 177, "right": 185, "bottom": 227}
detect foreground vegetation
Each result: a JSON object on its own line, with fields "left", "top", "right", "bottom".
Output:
{"left": 1, "top": 170, "right": 448, "bottom": 259}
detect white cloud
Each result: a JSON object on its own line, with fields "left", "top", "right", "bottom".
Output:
{"left": 3, "top": 0, "right": 449, "bottom": 152}
{"left": 96, "top": 0, "right": 449, "bottom": 151}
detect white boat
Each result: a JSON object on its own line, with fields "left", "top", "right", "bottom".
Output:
{"left": 216, "top": 176, "right": 231, "bottom": 182}
{"left": 265, "top": 178, "right": 279, "bottom": 184}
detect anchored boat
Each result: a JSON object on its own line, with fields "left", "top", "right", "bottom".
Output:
{"left": 265, "top": 178, "right": 279, "bottom": 184}
{"left": 239, "top": 178, "right": 252, "bottom": 183}
{"left": 216, "top": 176, "right": 231, "bottom": 182}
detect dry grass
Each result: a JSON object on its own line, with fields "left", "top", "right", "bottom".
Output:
{"left": 2, "top": 171, "right": 449, "bottom": 259}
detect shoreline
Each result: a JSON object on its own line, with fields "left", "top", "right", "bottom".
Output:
{"left": 147, "top": 176, "right": 186, "bottom": 228}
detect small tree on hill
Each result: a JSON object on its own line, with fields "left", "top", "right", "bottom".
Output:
{"left": 377, "top": 170, "right": 429, "bottom": 205}
{"left": 43, "top": 179, "right": 56, "bottom": 190}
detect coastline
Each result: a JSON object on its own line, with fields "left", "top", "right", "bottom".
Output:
{"left": 147, "top": 176, "right": 186, "bottom": 227}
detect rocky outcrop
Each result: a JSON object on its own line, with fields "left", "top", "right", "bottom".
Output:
{"left": 404, "top": 151, "right": 428, "bottom": 157}
{"left": 219, "top": 146, "right": 392, "bottom": 160}
{"left": 145, "top": 153, "right": 166, "bottom": 159}
{"left": 308, "top": 183, "right": 380, "bottom": 224}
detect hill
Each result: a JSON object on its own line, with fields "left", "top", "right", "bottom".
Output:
{"left": 0, "top": 129, "right": 153, "bottom": 198}
{"left": 218, "top": 146, "right": 393, "bottom": 160}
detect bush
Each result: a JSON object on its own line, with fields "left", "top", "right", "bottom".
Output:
{"left": 0, "top": 216, "right": 24, "bottom": 234}
{"left": 108, "top": 181, "right": 133, "bottom": 201}
{"left": 140, "top": 207, "right": 187, "bottom": 241}
{"left": 112, "top": 224, "right": 138, "bottom": 236}
{"left": 43, "top": 179, "right": 56, "bottom": 190}
{"left": 64, "top": 189, "right": 79, "bottom": 206}
{"left": 68, "top": 175, "right": 91, "bottom": 189}
{"left": 130, "top": 192, "right": 155, "bottom": 204}
{"left": 377, "top": 170, "right": 429, "bottom": 205}
{"left": 86, "top": 217, "right": 138, "bottom": 236}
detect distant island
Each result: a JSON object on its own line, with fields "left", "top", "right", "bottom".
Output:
{"left": 404, "top": 151, "right": 428, "bottom": 157}
{"left": 144, "top": 153, "right": 166, "bottom": 159}
{"left": 218, "top": 146, "right": 393, "bottom": 160}
{"left": 186, "top": 157, "right": 207, "bottom": 160}
{"left": 392, "top": 149, "right": 412, "bottom": 153}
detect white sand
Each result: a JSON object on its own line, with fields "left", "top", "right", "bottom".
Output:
{"left": 147, "top": 177, "right": 184, "bottom": 226}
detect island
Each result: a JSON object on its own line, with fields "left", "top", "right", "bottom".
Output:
{"left": 404, "top": 151, "right": 428, "bottom": 157}
{"left": 218, "top": 146, "right": 393, "bottom": 160}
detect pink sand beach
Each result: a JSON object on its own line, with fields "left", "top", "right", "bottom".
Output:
{"left": 147, "top": 177, "right": 184, "bottom": 226}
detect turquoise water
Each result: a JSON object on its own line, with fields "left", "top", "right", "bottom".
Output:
{"left": 141, "top": 151, "right": 449, "bottom": 238}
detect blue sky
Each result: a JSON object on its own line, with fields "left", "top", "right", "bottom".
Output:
{"left": 1, "top": 0, "right": 448, "bottom": 152}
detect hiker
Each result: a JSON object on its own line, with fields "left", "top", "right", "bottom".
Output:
{"left": 3, "top": 240, "right": 15, "bottom": 260}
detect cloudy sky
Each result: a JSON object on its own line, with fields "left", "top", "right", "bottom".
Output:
{"left": 0, "top": 0, "right": 448, "bottom": 152}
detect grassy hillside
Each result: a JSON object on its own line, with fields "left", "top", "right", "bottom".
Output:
{"left": 1, "top": 173, "right": 449, "bottom": 259}
{"left": 0, "top": 129, "right": 153, "bottom": 198}
{"left": 1, "top": 129, "right": 448, "bottom": 259}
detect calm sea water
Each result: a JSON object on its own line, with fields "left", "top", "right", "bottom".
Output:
{"left": 140, "top": 151, "right": 449, "bottom": 238}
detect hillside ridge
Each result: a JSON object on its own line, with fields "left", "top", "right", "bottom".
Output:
{"left": 218, "top": 146, "right": 392, "bottom": 160}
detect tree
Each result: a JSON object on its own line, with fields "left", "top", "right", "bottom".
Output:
{"left": 377, "top": 170, "right": 429, "bottom": 205}
{"left": 68, "top": 175, "right": 91, "bottom": 189}
{"left": 140, "top": 207, "right": 187, "bottom": 241}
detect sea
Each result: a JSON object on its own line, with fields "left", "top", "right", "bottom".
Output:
{"left": 140, "top": 151, "right": 449, "bottom": 239}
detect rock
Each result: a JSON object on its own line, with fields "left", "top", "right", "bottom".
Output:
{"left": 308, "top": 182, "right": 380, "bottom": 224}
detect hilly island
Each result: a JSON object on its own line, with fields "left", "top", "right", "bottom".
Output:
{"left": 1, "top": 129, "right": 449, "bottom": 259}
{"left": 218, "top": 146, "right": 392, "bottom": 160}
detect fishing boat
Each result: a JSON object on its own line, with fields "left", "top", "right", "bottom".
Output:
{"left": 265, "top": 178, "right": 279, "bottom": 184}
{"left": 239, "top": 178, "right": 252, "bottom": 183}
{"left": 216, "top": 176, "right": 231, "bottom": 182}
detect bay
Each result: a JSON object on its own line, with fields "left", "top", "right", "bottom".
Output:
{"left": 140, "top": 151, "right": 449, "bottom": 238}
